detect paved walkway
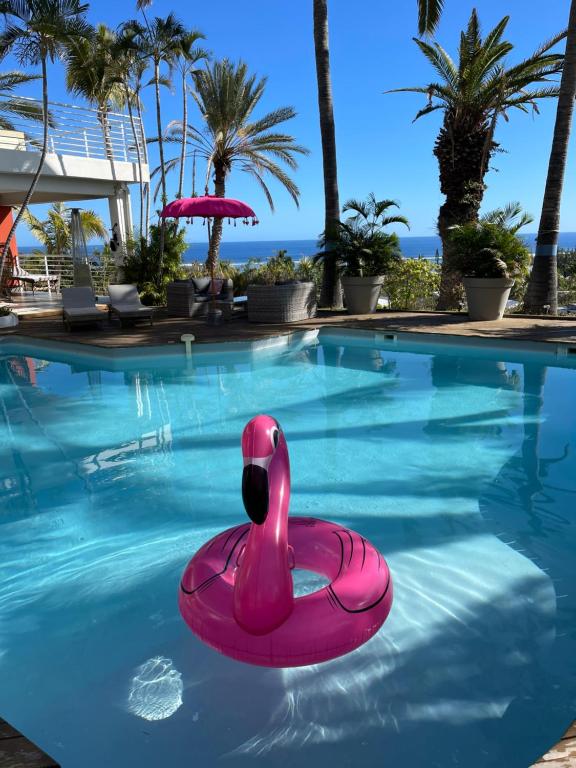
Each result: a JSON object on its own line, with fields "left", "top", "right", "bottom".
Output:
{"left": 2, "top": 308, "right": 576, "bottom": 348}
{"left": 0, "top": 718, "right": 59, "bottom": 767}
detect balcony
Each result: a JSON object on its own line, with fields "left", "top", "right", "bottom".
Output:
{"left": 0, "top": 97, "right": 149, "bottom": 207}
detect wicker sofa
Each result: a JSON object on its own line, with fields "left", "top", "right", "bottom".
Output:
{"left": 247, "top": 281, "right": 317, "bottom": 324}
{"left": 166, "top": 278, "right": 234, "bottom": 318}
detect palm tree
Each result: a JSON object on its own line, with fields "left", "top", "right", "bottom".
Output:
{"left": 124, "top": 14, "right": 185, "bottom": 208}
{"left": 173, "top": 30, "right": 209, "bottom": 199}
{"left": 23, "top": 202, "right": 107, "bottom": 254}
{"left": 482, "top": 201, "right": 534, "bottom": 233}
{"left": 65, "top": 24, "right": 125, "bottom": 162}
{"left": 310, "top": 0, "right": 441, "bottom": 309}
{"left": 0, "top": 70, "right": 44, "bottom": 129}
{"left": 181, "top": 59, "right": 308, "bottom": 274}
{"left": 0, "top": 0, "right": 90, "bottom": 295}
{"left": 316, "top": 194, "right": 409, "bottom": 278}
{"left": 130, "top": 57, "right": 150, "bottom": 241}
{"left": 417, "top": 0, "right": 444, "bottom": 36}
{"left": 123, "top": 14, "right": 185, "bottom": 272}
{"left": 390, "top": 10, "right": 564, "bottom": 308}
{"left": 342, "top": 194, "right": 410, "bottom": 235}
{"left": 313, "top": 0, "right": 341, "bottom": 308}
{"left": 525, "top": 0, "right": 576, "bottom": 315}
{"left": 111, "top": 29, "right": 148, "bottom": 245}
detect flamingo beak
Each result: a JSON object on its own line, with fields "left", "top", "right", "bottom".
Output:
{"left": 242, "top": 458, "right": 269, "bottom": 525}
{"left": 240, "top": 417, "right": 281, "bottom": 525}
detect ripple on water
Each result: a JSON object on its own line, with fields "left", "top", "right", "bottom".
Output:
{"left": 127, "top": 656, "right": 183, "bottom": 721}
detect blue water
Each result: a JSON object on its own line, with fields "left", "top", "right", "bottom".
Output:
{"left": 0, "top": 333, "right": 575, "bottom": 767}
{"left": 178, "top": 232, "right": 576, "bottom": 264}
{"left": 19, "top": 231, "right": 576, "bottom": 266}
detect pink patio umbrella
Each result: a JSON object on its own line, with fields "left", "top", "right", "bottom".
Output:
{"left": 161, "top": 195, "right": 259, "bottom": 323}
{"left": 161, "top": 195, "right": 259, "bottom": 225}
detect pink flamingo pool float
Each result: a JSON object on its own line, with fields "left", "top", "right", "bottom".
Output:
{"left": 179, "top": 415, "right": 393, "bottom": 667}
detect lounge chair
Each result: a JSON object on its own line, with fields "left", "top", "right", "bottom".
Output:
{"left": 12, "top": 264, "right": 60, "bottom": 294}
{"left": 108, "top": 284, "right": 154, "bottom": 325}
{"left": 62, "top": 287, "right": 106, "bottom": 330}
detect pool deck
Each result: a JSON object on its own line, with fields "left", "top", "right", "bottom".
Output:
{"left": 0, "top": 718, "right": 59, "bottom": 767}
{"left": 2, "top": 307, "right": 576, "bottom": 349}
{"left": 533, "top": 723, "right": 576, "bottom": 766}
{"left": 1, "top": 307, "right": 576, "bottom": 768}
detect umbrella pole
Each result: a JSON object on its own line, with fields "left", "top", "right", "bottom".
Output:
{"left": 206, "top": 217, "right": 219, "bottom": 323}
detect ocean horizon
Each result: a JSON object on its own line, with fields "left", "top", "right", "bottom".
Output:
{"left": 19, "top": 233, "right": 576, "bottom": 266}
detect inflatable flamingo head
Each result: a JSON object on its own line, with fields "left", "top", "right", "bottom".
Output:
{"left": 236, "top": 414, "right": 293, "bottom": 634}
{"left": 241, "top": 414, "right": 286, "bottom": 524}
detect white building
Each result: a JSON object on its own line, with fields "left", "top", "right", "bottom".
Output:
{"left": 0, "top": 97, "right": 149, "bottom": 257}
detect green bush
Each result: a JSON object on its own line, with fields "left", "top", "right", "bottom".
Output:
{"left": 316, "top": 193, "right": 408, "bottom": 278}
{"left": 123, "top": 222, "right": 188, "bottom": 304}
{"left": 558, "top": 249, "right": 576, "bottom": 279}
{"left": 449, "top": 221, "right": 531, "bottom": 279}
{"left": 384, "top": 257, "right": 440, "bottom": 310}
{"left": 179, "top": 251, "right": 322, "bottom": 297}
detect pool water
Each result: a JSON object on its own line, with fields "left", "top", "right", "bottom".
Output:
{"left": 0, "top": 333, "right": 575, "bottom": 767}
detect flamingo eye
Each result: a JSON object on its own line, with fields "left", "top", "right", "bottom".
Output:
{"left": 271, "top": 428, "right": 279, "bottom": 449}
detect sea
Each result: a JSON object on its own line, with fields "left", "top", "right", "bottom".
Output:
{"left": 19, "top": 233, "right": 576, "bottom": 267}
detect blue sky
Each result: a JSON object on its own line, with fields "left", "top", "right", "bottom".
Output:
{"left": 4, "top": 0, "right": 573, "bottom": 245}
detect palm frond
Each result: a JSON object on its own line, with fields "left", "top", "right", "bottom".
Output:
{"left": 417, "top": 0, "right": 444, "bottom": 37}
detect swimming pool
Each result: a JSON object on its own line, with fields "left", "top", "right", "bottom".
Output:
{"left": 0, "top": 330, "right": 574, "bottom": 767}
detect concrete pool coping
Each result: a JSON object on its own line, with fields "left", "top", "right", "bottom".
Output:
{"left": 2, "top": 310, "right": 576, "bottom": 369}
{"left": 1, "top": 308, "right": 576, "bottom": 767}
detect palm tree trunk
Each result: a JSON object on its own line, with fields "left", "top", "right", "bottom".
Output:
{"left": 99, "top": 107, "right": 114, "bottom": 163}
{"left": 206, "top": 164, "right": 225, "bottom": 274}
{"left": 177, "top": 69, "right": 187, "bottom": 199}
{"left": 0, "top": 56, "right": 50, "bottom": 298}
{"left": 136, "top": 99, "right": 151, "bottom": 241}
{"left": 124, "top": 83, "right": 144, "bottom": 244}
{"left": 154, "top": 59, "right": 166, "bottom": 276}
{"left": 313, "top": 0, "right": 343, "bottom": 309}
{"left": 191, "top": 149, "right": 197, "bottom": 197}
{"left": 525, "top": 0, "right": 576, "bottom": 315}
{"left": 435, "top": 121, "right": 491, "bottom": 309}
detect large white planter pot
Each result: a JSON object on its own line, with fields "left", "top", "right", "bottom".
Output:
{"left": 463, "top": 278, "right": 515, "bottom": 321}
{"left": 0, "top": 312, "right": 18, "bottom": 329}
{"left": 341, "top": 276, "right": 384, "bottom": 315}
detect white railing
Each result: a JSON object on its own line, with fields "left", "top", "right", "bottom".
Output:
{"left": 16, "top": 253, "right": 118, "bottom": 296}
{"left": 0, "top": 97, "right": 146, "bottom": 164}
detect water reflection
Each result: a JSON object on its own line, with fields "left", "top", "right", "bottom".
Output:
{"left": 0, "top": 356, "right": 176, "bottom": 509}
{"left": 127, "top": 656, "right": 183, "bottom": 721}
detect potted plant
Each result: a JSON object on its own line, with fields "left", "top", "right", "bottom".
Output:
{"left": 450, "top": 204, "right": 532, "bottom": 321}
{"left": 0, "top": 305, "right": 18, "bottom": 328}
{"left": 246, "top": 252, "right": 317, "bottom": 323}
{"left": 316, "top": 194, "right": 409, "bottom": 314}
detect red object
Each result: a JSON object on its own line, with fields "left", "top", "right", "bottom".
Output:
{"left": 0, "top": 206, "right": 18, "bottom": 290}
{"left": 160, "top": 195, "right": 258, "bottom": 223}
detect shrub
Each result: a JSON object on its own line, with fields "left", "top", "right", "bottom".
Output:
{"left": 316, "top": 194, "right": 408, "bottom": 278}
{"left": 179, "top": 251, "right": 322, "bottom": 297}
{"left": 449, "top": 220, "right": 531, "bottom": 280}
{"left": 123, "top": 222, "right": 188, "bottom": 304}
{"left": 558, "top": 249, "right": 576, "bottom": 278}
{"left": 384, "top": 258, "right": 440, "bottom": 310}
